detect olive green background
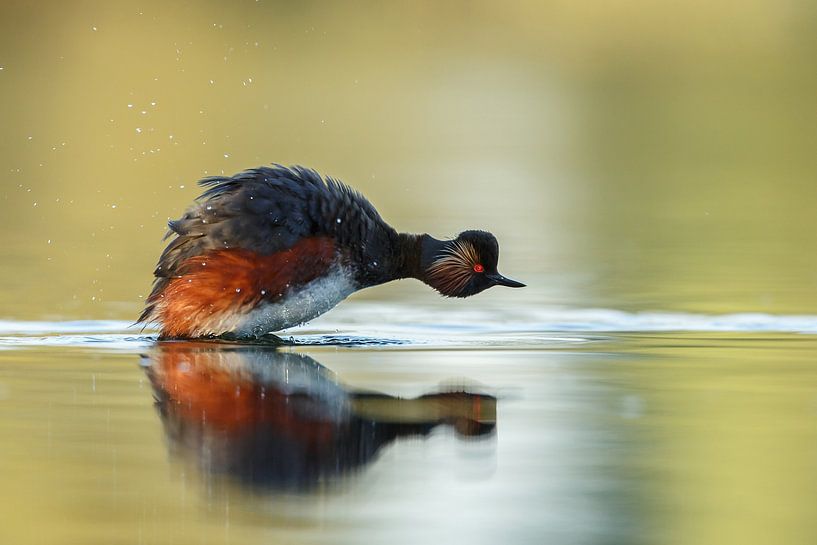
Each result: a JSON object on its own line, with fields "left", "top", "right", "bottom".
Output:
{"left": 2, "top": 1, "right": 815, "bottom": 321}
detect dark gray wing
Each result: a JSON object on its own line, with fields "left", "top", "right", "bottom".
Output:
{"left": 139, "top": 165, "right": 396, "bottom": 324}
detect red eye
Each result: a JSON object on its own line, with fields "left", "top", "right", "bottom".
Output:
{"left": 473, "top": 263, "right": 484, "bottom": 273}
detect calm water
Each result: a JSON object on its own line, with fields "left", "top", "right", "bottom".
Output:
{"left": 2, "top": 309, "right": 817, "bottom": 545}
{"left": 3, "top": 2, "right": 817, "bottom": 544}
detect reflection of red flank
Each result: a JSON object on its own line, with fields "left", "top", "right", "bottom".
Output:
{"left": 151, "top": 345, "right": 336, "bottom": 445}
{"left": 157, "top": 237, "right": 337, "bottom": 337}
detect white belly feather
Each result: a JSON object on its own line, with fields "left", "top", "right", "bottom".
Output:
{"left": 232, "top": 267, "right": 357, "bottom": 337}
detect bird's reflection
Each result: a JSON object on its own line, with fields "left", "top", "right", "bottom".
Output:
{"left": 142, "top": 342, "right": 496, "bottom": 491}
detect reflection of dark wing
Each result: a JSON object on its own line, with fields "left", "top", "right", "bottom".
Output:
{"left": 139, "top": 165, "right": 394, "bottom": 324}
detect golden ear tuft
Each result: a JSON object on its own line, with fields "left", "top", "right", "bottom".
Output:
{"left": 426, "top": 240, "right": 480, "bottom": 296}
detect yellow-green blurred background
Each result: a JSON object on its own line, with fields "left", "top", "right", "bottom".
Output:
{"left": 1, "top": 0, "right": 816, "bottom": 319}
{"left": 3, "top": 4, "right": 817, "bottom": 545}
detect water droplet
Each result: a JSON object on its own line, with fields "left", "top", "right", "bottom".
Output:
{"left": 235, "top": 288, "right": 241, "bottom": 293}
{"left": 260, "top": 290, "right": 266, "bottom": 295}
{"left": 336, "top": 218, "right": 342, "bottom": 224}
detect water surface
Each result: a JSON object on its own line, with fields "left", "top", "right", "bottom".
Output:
{"left": 2, "top": 307, "right": 817, "bottom": 545}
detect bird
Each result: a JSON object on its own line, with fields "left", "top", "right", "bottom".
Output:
{"left": 139, "top": 164, "right": 525, "bottom": 339}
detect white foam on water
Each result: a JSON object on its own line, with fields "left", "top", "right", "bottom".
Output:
{"left": 1, "top": 307, "right": 816, "bottom": 350}
{"left": 296, "top": 305, "right": 817, "bottom": 336}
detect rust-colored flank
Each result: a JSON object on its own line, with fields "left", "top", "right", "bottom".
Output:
{"left": 158, "top": 236, "right": 336, "bottom": 337}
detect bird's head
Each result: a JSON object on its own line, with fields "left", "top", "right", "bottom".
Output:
{"left": 423, "top": 230, "right": 525, "bottom": 298}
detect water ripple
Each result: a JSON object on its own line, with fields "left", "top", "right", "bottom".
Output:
{"left": 1, "top": 308, "right": 816, "bottom": 350}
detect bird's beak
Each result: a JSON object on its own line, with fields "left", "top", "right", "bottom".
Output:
{"left": 487, "top": 273, "right": 526, "bottom": 288}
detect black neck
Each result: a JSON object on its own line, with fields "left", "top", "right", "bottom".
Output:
{"left": 394, "top": 233, "right": 447, "bottom": 281}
